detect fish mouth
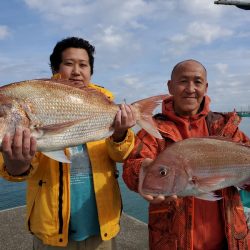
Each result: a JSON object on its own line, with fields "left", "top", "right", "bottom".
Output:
{"left": 142, "top": 173, "right": 167, "bottom": 195}
{"left": 142, "top": 187, "right": 165, "bottom": 196}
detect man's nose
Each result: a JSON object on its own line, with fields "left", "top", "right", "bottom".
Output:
{"left": 185, "top": 82, "right": 195, "bottom": 93}
{"left": 72, "top": 64, "right": 80, "bottom": 75}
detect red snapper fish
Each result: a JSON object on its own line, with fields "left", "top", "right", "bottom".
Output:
{"left": 0, "top": 79, "right": 166, "bottom": 163}
{"left": 141, "top": 137, "right": 250, "bottom": 201}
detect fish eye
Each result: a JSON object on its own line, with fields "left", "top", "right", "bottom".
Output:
{"left": 159, "top": 167, "right": 168, "bottom": 177}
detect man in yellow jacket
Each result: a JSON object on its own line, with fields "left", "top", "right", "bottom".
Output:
{"left": 0, "top": 37, "right": 135, "bottom": 249}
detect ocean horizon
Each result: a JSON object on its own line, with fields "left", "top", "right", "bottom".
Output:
{"left": 0, "top": 171, "right": 149, "bottom": 222}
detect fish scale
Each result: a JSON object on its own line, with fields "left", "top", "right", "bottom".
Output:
{"left": 141, "top": 137, "right": 250, "bottom": 201}
{"left": 0, "top": 79, "right": 166, "bottom": 159}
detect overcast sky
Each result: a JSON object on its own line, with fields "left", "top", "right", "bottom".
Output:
{"left": 0, "top": 0, "right": 250, "bottom": 112}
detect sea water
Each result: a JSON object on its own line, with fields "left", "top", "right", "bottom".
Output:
{"left": 0, "top": 118, "right": 249, "bottom": 224}
{"left": 0, "top": 168, "right": 148, "bottom": 222}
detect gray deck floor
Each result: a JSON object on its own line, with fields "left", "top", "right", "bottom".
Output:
{"left": 0, "top": 206, "right": 148, "bottom": 250}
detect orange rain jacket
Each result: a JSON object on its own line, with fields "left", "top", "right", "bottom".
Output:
{"left": 123, "top": 96, "right": 250, "bottom": 250}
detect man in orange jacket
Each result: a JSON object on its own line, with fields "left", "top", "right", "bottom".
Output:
{"left": 123, "top": 59, "right": 250, "bottom": 250}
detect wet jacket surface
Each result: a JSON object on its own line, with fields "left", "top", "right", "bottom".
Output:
{"left": 123, "top": 96, "right": 250, "bottom": 250}
{"left": 0, "top": 83, "right": 135, "bottom": 247}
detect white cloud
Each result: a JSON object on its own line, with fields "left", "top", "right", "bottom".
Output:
{"left": 181, "top": 0, "right": 223, "bottom": 16}
{"left": 0, "top": 53, "right": 50, "bottom": 83}
{"left": 107, "top": 64, "right": 120, "bottom": 70}
{"left": 238, "top": 31, "right": 250, "bottom": 38}
{"left": 24, "top": 0, "right": 92, "bottom": 29}
{"left": 101, "top": 26, "right": 123, "bottom": 47}
{"left": 129, "top": 20, "right": 147, "bottom": 30}
{"left": 123, "top": 76, "right": 141, "bottom": 87}
{"left": 24, "top": 0, "right": 152, "bottom": 29}
{"left": 0, "top": 25, "right": 10, "bottom": 39}
{"left": 214, "top": 63, "right": 228, "bottom": 74}
{"left": 187, "top": 22, "right": 233, "bottom": 43}
{"left": 208, "top": 70, "right": 250, "bottom": 112}
{"left": 166, "top": 22, "right": 233, "bottom": 56}
{"left": 23, "top": 0, "right": 152, "bottom": 52}
{"left": 0, "top": 0, "right": 249, "bottom": 116}
{"left": 24, "top": 0, "right": 87, "bottom": 15}
{"left": 113, "top": 0, "right": 150, "bottom": 24}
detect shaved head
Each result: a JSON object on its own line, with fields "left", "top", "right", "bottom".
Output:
{"left": 171, "top": 59, "right": 207, "bottom": 80}
{"left": 167, "top": 59, "right": 208, "bottom": 116}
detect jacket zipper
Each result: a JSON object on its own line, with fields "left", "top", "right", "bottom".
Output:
{"left": 189, "top": 118, "right": 192, "bottom": 130}
{"left": 58, "top": 162, "right": 63, "bottom": 234}
{"left": 28, "top": 171, "right": 46, "bottom": 233}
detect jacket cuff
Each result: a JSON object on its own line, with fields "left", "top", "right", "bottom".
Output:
{"left": 109, "top": 128, "right": 133, "bottom": 144}
{"left": 106, "top": 129, "right": 135, "bottom": 162}
{"left": 0, "top": 164, "right": 34, "bottom": 181}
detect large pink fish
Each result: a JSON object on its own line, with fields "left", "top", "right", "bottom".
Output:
{"left": 0, "top": 79, "right": 166, "bottom": 162}
{"left": 141, "top": 137, "right": 250, "bottom": 201}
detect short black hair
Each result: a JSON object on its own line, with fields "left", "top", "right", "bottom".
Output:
{"left": 171, "top": 59, "right": 207, "bottom": 79}
{"left": 49, "top": 37, "right": 95, "bottom": 75}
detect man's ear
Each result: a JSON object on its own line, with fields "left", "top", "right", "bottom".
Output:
{"left": 205, "top": 82, "right": 208, "bottom": 94}
{"left": 167, "top": 80, "right": 173, "bottom": 95}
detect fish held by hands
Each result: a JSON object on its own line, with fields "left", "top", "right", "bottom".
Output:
{"left": 140, "top": 137, "right": 250, "bottom": 201}
{"left": 0, "top": 79, "right": 166, "bottom": 162}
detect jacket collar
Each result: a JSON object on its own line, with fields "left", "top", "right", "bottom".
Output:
{"left": 155, "top": 96, "right": 211, "bottom": 141}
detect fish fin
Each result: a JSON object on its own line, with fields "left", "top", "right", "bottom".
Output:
{"left": 191, "top": 175, "right": 229, "bottom": 192}
{"left": 238, "top": 180, "right": 250, "bottom": 190}
{"left": 33, "top": 119, "right": 87, "bottom": 136}
{"left": 195, "top": 192, "right": 222, "bottom": 201}
{"left": 42, "top": 150, "right": 71, "bottom": 163}
{"left": 132, "top": 95, "right": 169, "bottom": 139}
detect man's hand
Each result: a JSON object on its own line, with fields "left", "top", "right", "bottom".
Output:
{"left": 1, "top": 127, "right": 37, "bottom": 176}
{"left": 138, "top": 158, "right": 177, "bottom": 204}
{"left": 111, "top": 104, "right": 136, "bottom": 142}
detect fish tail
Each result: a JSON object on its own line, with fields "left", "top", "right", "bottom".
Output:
{"left": 132, "top": 94, "right": 169, "bottom": 139}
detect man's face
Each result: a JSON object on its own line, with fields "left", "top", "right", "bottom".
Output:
{"left": 57, "top": 47, "right": 91, "bottom": 88}
{"left": 167, "top": 61, "right": 208, "bottom": 116}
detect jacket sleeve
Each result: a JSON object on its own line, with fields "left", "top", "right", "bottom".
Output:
{"left": 232, "top": 129, "right": 250, "bottom": 191}
{"left": 232, "top": 129, "right": 250, "bottom": 144}
{"left": 90, "top": 83, "right": 136, "bottom": 162}
{"left": 219, "top": 112, "right": 250, "bottom": 144}
{"left": 105, "top": 128, "right": 135, "bottom": 162}
{"left": 122, "top": 129, "right": 160, "bottom": 192}
{"left": 0, "top": 152, "right": 41, "bottom": 182}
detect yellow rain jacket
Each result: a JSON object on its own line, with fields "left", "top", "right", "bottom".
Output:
{"left": 0, "top": 83, "right": 135, "bottom": 247}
